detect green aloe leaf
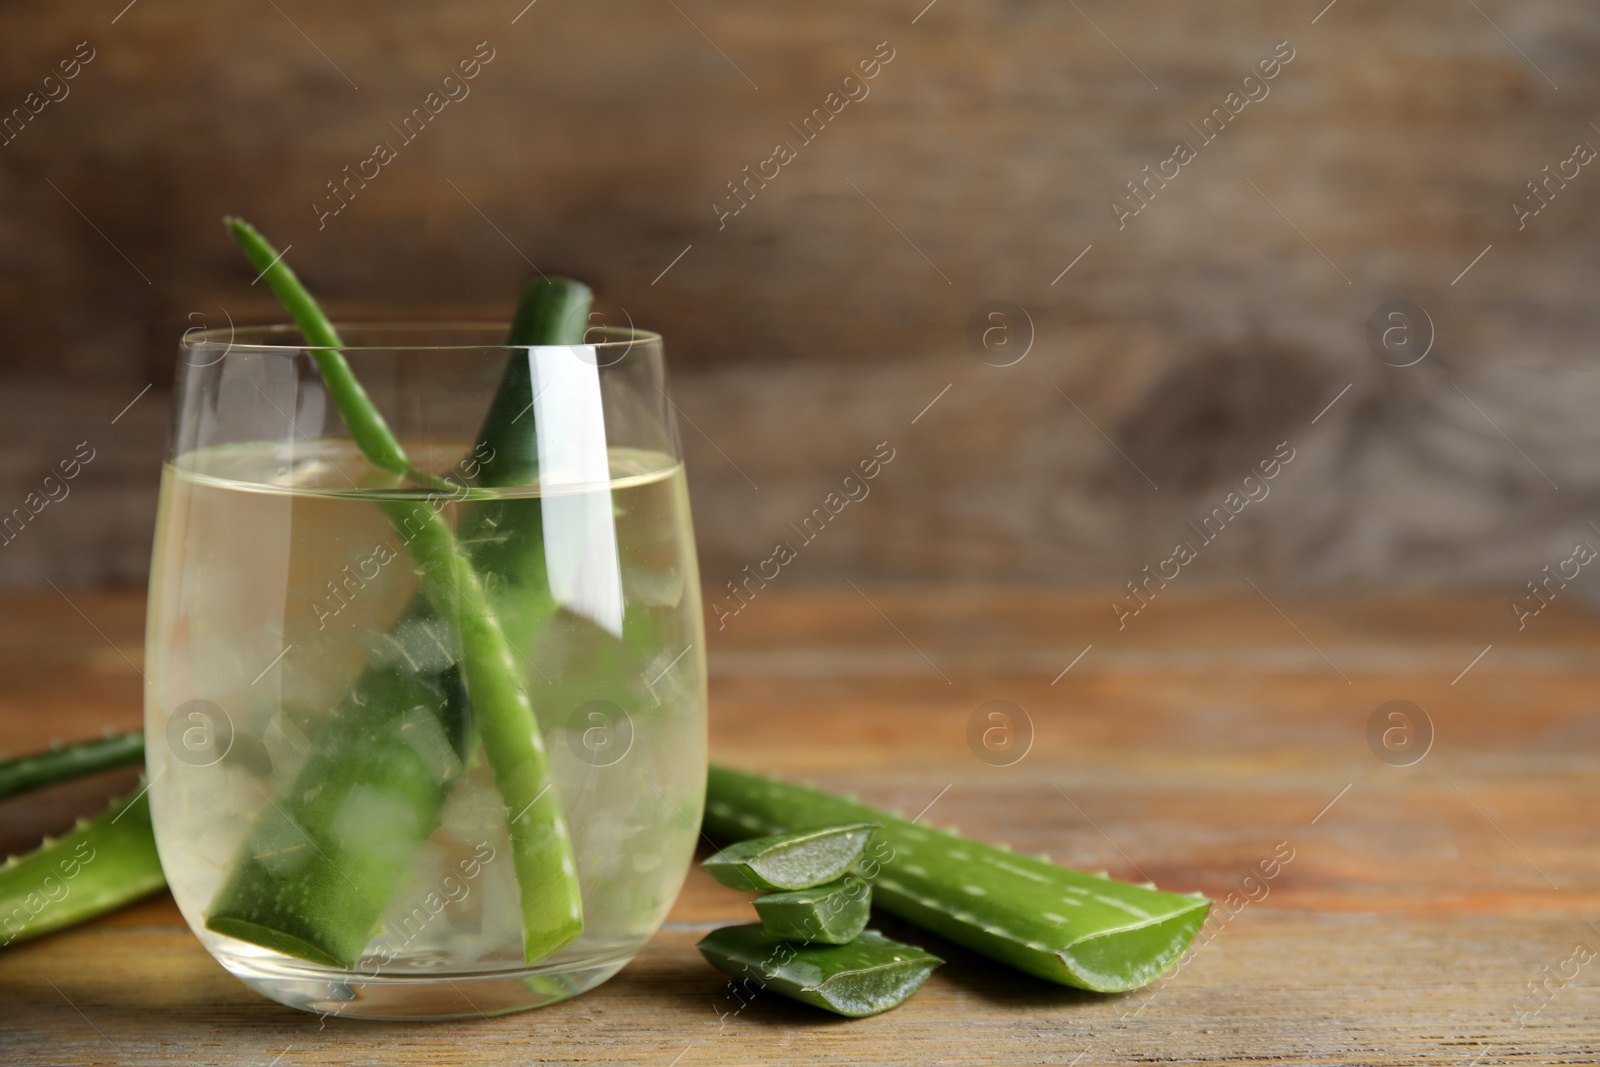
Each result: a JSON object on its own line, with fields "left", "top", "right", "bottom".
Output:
{"left": 207, "top": 221, "right": 591, "bottom": 966}
{"left": 704, "top": 766, "right": 1210, "bottom": 993}
{"left": 703, "top": 822, "right": 878, "bottom": 891}
{"left": 0, "top": 732, "right": 144, "bottom": 802}
{"left": 204, "top": 623, "right": 472, "bottom": 967}
{"left": 752, "top": 875, "right": 871, "bottom": 945}
{"left": 0, "top": 789, "right": 165, "bottom": 949}
{"left": 698, "top": 924, "right": 941, "bottom": 1018}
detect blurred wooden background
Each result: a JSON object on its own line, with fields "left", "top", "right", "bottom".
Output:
{"left": 4, "top": 0, "right": 1600, "bottom": 605}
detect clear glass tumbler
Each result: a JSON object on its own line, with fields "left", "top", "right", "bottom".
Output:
{"left": 145, "top": 324, "right": 706, "bottom": 1019}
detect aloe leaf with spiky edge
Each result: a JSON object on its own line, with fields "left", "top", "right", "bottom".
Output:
{"left": 704, "top": 766, "right": 1210, "bottom": 993}
{"left": 698, "top": 924, "right": 941, "bottom": 1018}
{"left": 0, "top": 732, "right": 144, "bottom": 801}
{"left": 752, "top": 875, "right": 871, "bottom": 944}
{"left": 0, "top": 789, "right": 165, "bottom": 949}
{"left": 703, "top": 822, "right": 878, "bottom": 891}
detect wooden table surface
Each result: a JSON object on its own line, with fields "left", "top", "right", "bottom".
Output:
{"left": 2, "top": 587, "right": 1597, "bottom": 1066}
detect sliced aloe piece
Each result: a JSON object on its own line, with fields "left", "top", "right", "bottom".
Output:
{"left": 753, "top": 875, "right": 871, "bottom": 945}
{"left": 704, "top": 766, "right": 1211, "bottom": 993}
{"left": 698, "top": 924, "right": 940, "bottom": 1017}
{"left": 703, "top": 822, "right": 878, "bottom": 891}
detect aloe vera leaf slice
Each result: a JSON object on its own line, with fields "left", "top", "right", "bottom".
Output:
{"left": 697, "top": 924, "right": 941, "bottom": 1018}
{"left": 703, "top": 822, "right": 878, "bottom": 891}
{"left": 1, "top": 788, "right": 165, "bottom": 949}
{"left": 753, "top": 875, "right": 871, "bottom": 945}
{"left": 0, "top": 732, "right": 144, "bottom": 802}
{"left": 704, "top": 766, "right": 1211, "bottom": 993}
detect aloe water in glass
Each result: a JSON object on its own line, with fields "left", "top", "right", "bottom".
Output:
{"left": 145, "top": 324, "right": 706, "bottom": 1019}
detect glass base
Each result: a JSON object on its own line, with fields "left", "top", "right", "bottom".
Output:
{"left": 217, "top": 949, "right": 634, "bottom": 1020}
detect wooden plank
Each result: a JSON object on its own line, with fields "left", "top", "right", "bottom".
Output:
{"left": 2, "top": 588, "right": 1598, "bottom": 1064}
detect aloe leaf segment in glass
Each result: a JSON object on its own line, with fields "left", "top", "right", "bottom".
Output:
{"left": 205, "top": 221, "right": 589, "bottom": 966}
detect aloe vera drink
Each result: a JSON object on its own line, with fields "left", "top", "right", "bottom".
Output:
{"left": 146, "top": 438, "right": 705, "bottom": 1008}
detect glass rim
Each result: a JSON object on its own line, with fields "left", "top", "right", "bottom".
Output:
{"left": 180, "top": 321, "right": 663, "bottom": 353}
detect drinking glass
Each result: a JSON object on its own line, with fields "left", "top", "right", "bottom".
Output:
{"left": 146, "top": 324, "right": 706, "bottom": 1019}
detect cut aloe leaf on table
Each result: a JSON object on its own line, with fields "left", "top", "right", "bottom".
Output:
{"left": 0, "top": 731, "right": 145, "bottom": 802}
{"left": 698, "top": 924, "right": 941, "bottom": 1018}
{"left": 703, "top": 822, "right": 879, "bottom": 891}
{"left": 753, "top": 874, "right": 871, "bottom": 945}
{"left": 206, "top": 221, "right": 588, "bottom": 966}
{"left": 0, "top": 788, "right": 165, "bottom": 948}
{"left": 704, "top": 766, "right": 1210, "bottom": 993}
